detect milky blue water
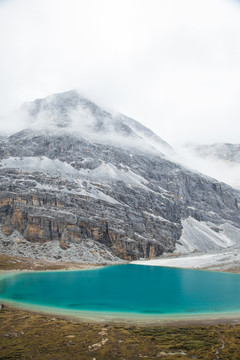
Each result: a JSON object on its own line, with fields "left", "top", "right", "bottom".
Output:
{"left": 1, "top": 264, "right": 240, "bottom": 316}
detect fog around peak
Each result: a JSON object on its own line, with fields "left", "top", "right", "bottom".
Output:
{"left": 0, "top": 0, "right": 240, "bottom": 188}
{"left": 12, "top": 91, "right": 171, "bottom": 158}
{"left": 0, "top": 0, "right": 240, "bottom": 145}
{"left": 1, "top": 88, "right": 240, "bottom": 189}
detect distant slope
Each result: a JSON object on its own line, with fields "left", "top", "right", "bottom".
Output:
{"left": 187, "top": 143, "right": 240, "bottom": 163}
{"left": 176, "top": 143, "right": 240, "bottom": 190}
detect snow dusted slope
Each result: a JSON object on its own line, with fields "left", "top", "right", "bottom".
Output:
{"left": 0, "top": 156, "right": 148, "bottom": 188}
{"left": 79, "top": 162, "right": 149, "bottom": 187}
{"left": 133, "top": 217, "right": 240, "bottom": 270}
{"left": 0, "top": 156, "right": 79, "bottom": 177}
{"left": 132, "top": 250, "right": 240, "bottom": 271}
{"left": 0, "top": 156, "right": 121, "bottom": 205}
{"left": 176, "top": 217, "right": 240, "bottom": 253}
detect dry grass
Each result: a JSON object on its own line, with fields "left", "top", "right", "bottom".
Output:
{"left": 0, "top": 254, "right": 97, "bottom": 271}
{"left": 1, "top": 307, "right": 240, "bottom": 359}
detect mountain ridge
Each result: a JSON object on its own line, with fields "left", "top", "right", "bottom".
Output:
{"left": 0, "top": 90, "right": 240, "bottom": 263}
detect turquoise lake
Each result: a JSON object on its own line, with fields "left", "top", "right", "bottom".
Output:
{"left": 1, "top": 264, "right": 240, "bottom": 317}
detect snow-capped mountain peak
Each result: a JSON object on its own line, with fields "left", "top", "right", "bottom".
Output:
{"left": 22, "top": 90, "right": 173, "bottom": 156}
{"left": 0, "top": 90, "right": 240, "bottom": 266}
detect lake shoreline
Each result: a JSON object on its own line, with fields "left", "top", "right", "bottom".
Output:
{"left": 1, "top": 252, "right": 240, "bottom": 274}
{"left": 133, "top": 249, "right": 240, "bottom": 273}
{"left": 1, "top": 265, "right": 240, "bottom": 327}
{"left": 1, "top": 298, "right": 240, "bottom": 327}
{"left": 1, "top": 254, "right": 240, "bottom": 327}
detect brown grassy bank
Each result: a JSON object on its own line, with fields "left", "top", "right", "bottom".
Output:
{"left": 0, "top": 254, "right": 98, "bottom": 271}
{"left": 1, "top": 307, "right": 240, "bottom": 360}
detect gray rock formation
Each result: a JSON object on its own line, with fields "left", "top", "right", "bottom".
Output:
{"left": 0, "top": 90, "right": 240, "bottom": 263}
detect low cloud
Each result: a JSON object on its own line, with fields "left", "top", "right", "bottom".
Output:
{"left": 172, "top": 144, "right": 240, "bottom": 189}
{"left": 0, "top": 0, "right": 240, "bottom": 146}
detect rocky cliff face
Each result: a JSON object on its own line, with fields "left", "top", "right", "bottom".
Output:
{"left": 0, "top": 91, "right": 240, "bottom": 263}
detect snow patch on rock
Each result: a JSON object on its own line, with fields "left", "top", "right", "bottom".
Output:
{"left": 35, "top": 180, "right": 120, "bottom": 205}
{"left": 0, "top": 156, "right": 79, "bottom": 178}
{"left": 0, "top": 157, "right": 121, "bottom": 205}
{"left": 79, "top": 162, "right": 148, "bottom": 187}
{"left": 132, "top": 249, "right": 240, "bottom": 271}
{"left": 176, "top": 217, "right": 240, "bottom": 253}
{"left": 132, "top": 217, "right": 240, "bottom": 271}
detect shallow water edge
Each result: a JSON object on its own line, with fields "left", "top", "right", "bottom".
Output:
{"left": 1, "top": 297, "right": 240, "bottom": 326}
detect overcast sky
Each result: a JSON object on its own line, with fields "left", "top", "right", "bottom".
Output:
{"left": 0, "top": 0, "right": 240, "bottom": 146}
